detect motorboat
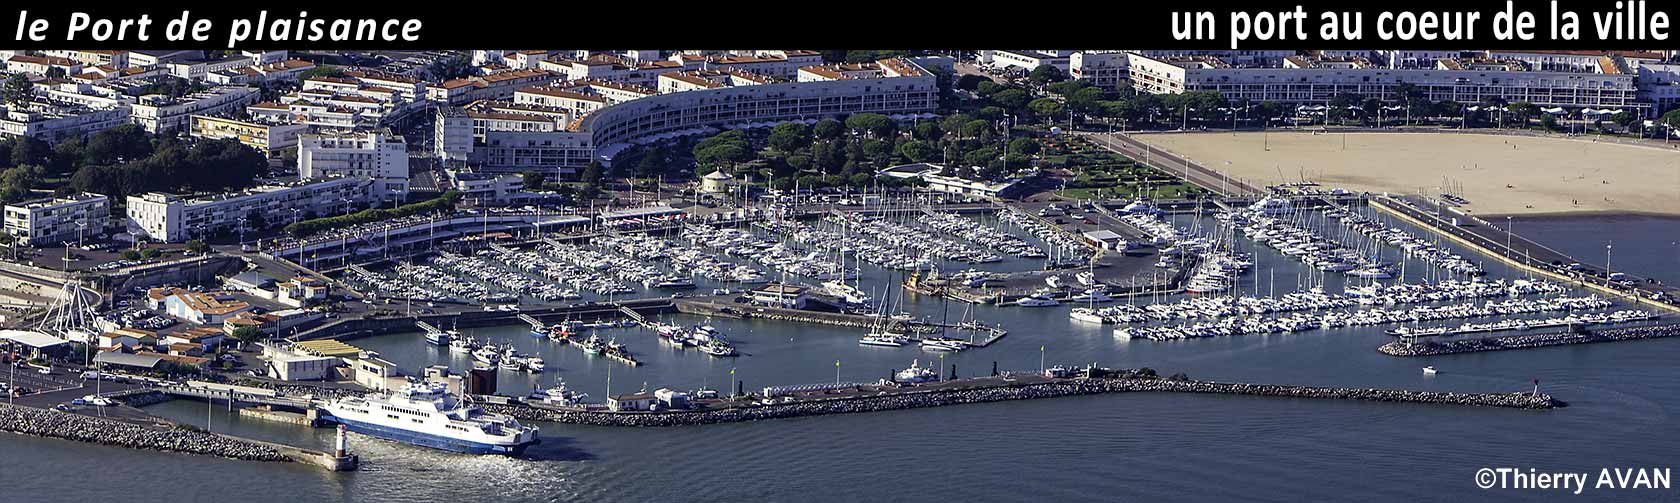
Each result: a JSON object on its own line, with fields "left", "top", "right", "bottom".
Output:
{"left": 1016, "top": 292, "right": 1060, "bottom": 307}
{"left": 1422, "top": 366, "right": 1439, "bottom": 375}
{"left": 1069, "top": 307, "right": 1109, "bottom": 324}
{"left": 859, "top": 332, "right": 908, "bottom": 347}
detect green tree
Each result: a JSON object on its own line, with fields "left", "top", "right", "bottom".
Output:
{"left": 231, "top": 325, "right": 264, "bottom": 343}
{"left": 813, "top": 119, "right": 844, "bottom": 140}
{"left": 1029, "top": 64, "right": 1065, "bottom": 84}
{"left": 991, "top": 89, "right": 1030, "bottom": 112}
{"left": 0, "top": 165, "right": 41, "bottom": 204}
{"left": 185, "top": 239, "right": 209, "bottom": 254}
{"left": 1008, "top": 138, "right": 1041, "bottom": 156}
{"left": 897, "top": 141, "right": 935, "bottom": 163}
{"left": 844, "top": 113, "right": 896, "bottom": 138}
{"left": 768, "top": 122, "right": 811, "bottom": 152}
{"left": 635, "top": 149, "right": 664, "bottom": 178}
{"left": 522, "top": 171, "right": 546, "bottom": 190}
{"left": 1028, "top": 98, "right": 1065, "bottom": 122}
{"left": 1, "top": 74, "right": 32, "bottom": 106}
{"left": 425, "top": 55, "right": 473, "bottom": 82}
{"left": 1660, "top": 109, "right": 1680, "bottom": 131}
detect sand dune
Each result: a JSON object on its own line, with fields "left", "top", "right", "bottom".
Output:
{"left": 1137, "top": 131, "right": 1680, "bottom": 217}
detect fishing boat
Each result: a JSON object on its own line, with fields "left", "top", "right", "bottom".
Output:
{"left": 894, "top": 360, "right": 939, "bottom": 383}
{"left": 449, "top": 336, "right": 477, "bottom": 354}
{"left": 471, "top": 346, "right": 500, "bottom": 365}
{"left": 424, "top": 330, "right": 452, "bottom": 346}
{"left": 320, "top": 381, "right": 540, "bottom": 455}
{"left": 528, "top": 380, "right": 584, "bottom": 406}
{"left": 578, "top": 334, "right": 605, "bottom": 356}
{"left": 700, "top": 339, "right": 738, "bottom": 357}
{"left": 524, "top": 357, "right": 545, "bottom": 373}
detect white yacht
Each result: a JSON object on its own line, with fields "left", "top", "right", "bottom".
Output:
{"left": 1016, "top": 292, "right": 1060, "bottom": 307}
{"left": 1069, "top": 289, "right": 1113, "bottom": 303}
{"left": 319, "top": 381, "right": 540, "bottom": 455}
{"left": 859, "top": 332, "right": 908, "bottom": 347}
{"left": 918, "top": 337, "right": 966, "bottom": 352}
{"left": 1069, "top": 307, "right": 1109, "bottom": 324}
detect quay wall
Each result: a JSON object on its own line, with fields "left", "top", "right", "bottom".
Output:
{"left": 297, "top": 300, "right": 676, "bottom": 341}
{"left": 674, "top": 300, "right": 935, "bottom": 333}
{"left": 1368, "top": 196, "right": 1680, "bottom": 315}
{"left": 0, "top": 403, "right": 291, "bottom": 462}
{"left": 1380, "top": 323, "right": 1680, "bottom": 356}
{"left": 486, "top": 377, "right": 1556, "bottom": 427}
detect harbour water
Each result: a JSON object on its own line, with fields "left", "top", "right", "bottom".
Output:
{"left": 8, "top": 210, "right": 1680, "bottom": 502}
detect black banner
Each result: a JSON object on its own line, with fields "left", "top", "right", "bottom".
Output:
{"left": 2, "top": 2, "right": 1675, "bottom": 50}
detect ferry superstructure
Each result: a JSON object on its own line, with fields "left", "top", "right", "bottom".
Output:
{"left": 319, "top": 382, "right": 540, "bottom": 455}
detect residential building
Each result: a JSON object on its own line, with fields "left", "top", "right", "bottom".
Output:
{"left": 127, "top": 86, "right": 261, "bottom": 134}
{"left": 1127, "top": 52, "right": 1648, "bottom": 115}
{"left": 447, "top": 170, "right": 524, "bottom": 205}
{"left": 3, "top": 193, "right": 110, "bottom": 246}
{"left": 126, "top": 177, "right": 373, "bottom": 242}
{"left": 298, "top": 130, "right": 411, "bottom": 199}
{"left": 189, "top": 115, "right": 306, "bottom": 157}
{"left": 163, "top": 291, "right": 253, "bottom": 326}
{"left": 1069, "top": 51, "right": 1130, "bottom": 90}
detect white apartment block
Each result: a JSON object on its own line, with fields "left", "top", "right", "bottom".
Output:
{"left": 3, "top": 193, "right": 110, "bottom": 247}
{"left": 5, "top": 54, "right": 83, "bottom": 76}
{"left": 981, "top": 50, "right": 1074, "bottom": 72}
{"left": 128, "top": 86, "right": 261, "bottom": 134}
{"left": 435, "top": 103, "right": 591, "bottom": 174}
{"left": 0, "top": 104, "right": 130, "bottom": 144}
{"left": 1127, "top": 52, "right": 1648, "bottom": 115}
{"left": 1069, "top": 51, "right": 1130, "bottom": 90}
{"left": 298, "top": 131, "right": 411, "bottom": 200}
{"left": 189, "top": 115, "right": 307, "bottom": 157}
{"left": 513, "top": 87, "right": 610, "bottom": 116}
{"left": 427, "top": 69, "right": 556, "bottom": 105}
{"left": 582, "top": 58, "right": 938, "bottom": 164}
{"left": 126, "top": 177, "right": 373, "bottom": 242}
{"left": 39, "top": 50, "right": 128, "bottom": 68}
{"left": 447, "top": 170, "right": 525, "bottom": 204}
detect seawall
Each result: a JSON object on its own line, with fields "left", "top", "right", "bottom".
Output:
{"left": 0, "top": 404, "right": 291, "bottom": 462}
{"left": 1380, "top": 324, "right": 1680, "bottom": 356}
{"left": 486, "top": 377, "right": 1556, "bottom": 427}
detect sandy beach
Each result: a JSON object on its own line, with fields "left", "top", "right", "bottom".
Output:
{"left": 1135, "top": 131, "right": 1680, "bottom": 217}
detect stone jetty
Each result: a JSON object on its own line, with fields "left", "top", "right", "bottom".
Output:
{"left": 1379, "top": 323, "right": 1680, "bottom": 356}
{"left": 486, "top": 376, "right": 1556, "bottom": 427}
{"left": 0, "top": 404, "right": 290, "bottom": 462}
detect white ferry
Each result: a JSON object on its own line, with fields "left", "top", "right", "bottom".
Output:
{"left": 319, "top": 381, "right": 540, "bottom": 455}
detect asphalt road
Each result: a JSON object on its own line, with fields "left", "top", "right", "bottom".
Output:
{"left": 1078, "top": 132, "right": 1264, "bottom": 197}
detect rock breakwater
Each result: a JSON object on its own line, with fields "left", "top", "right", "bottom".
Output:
{"left": 0, "top": 404, "right": 290, "bottom": 462}
{"left": 487, "top": 377, "right": 1556, "bottom": 427}
{"left": 1380, "top": 324, "right": 1680, "bottom": 356}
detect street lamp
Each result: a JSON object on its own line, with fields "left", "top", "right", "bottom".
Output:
{"left": 1512, "top": 215, "right": 1525, "bottom": 255}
